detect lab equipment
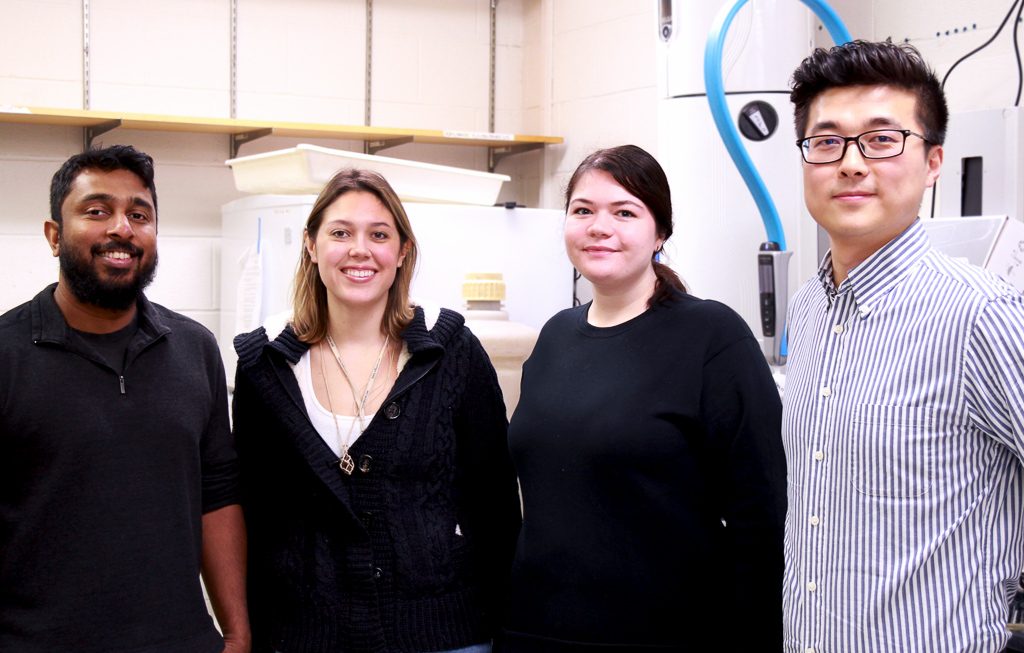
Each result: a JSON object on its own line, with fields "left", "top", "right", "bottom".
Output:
{"left": 704, "top": 0, "right": 851, "bottom": 365}
{"left": 939, "top": 107, "right": 1023, "bottom": 223}
{"left": 461, "top": 272, "right": 539, "bottom": 419}
{"left": 656, "top": 0, "right": 850, "bottom": 368}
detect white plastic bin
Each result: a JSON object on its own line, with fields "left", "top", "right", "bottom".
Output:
{"left": 226, "top": 143, "right": 510, "bottom": 206}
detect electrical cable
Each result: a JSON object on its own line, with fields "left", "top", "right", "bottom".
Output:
{"left": 931, "top": 0, "right": 1024, "bottom": 216}
{"left": 940, "top": 0, "right": 1022, "bottom": 92}
{"left": 1014, "top": 0, "right": 1023, "bottom": 106}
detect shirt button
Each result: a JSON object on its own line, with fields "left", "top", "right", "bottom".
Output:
{"left": 806, "top": 581, "right": 817, "bottom": 592}
{"left": 832, "top": 324, "right": 844, "bottom": 335}
{"left": 813, "top": 450, "right": 824, "bottom": 461}
{"left": 809, "top": 515, "right": 820, "bottom": 526}
{"left": 820, "top": 386, "right": 832, "bottom": 397}
{"left": 384, "top": 402, "right": 401, "bottom": 419}
{"left": 358, "top": 454, "right": 373, "bottom": 473}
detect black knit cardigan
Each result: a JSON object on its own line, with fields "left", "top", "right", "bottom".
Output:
{"left": 232, "top": 307, "right": 522, "bottom": 653}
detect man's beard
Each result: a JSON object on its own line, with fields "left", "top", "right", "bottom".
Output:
{"left": 58, "top": 238, "right": 158, "bottom": 311}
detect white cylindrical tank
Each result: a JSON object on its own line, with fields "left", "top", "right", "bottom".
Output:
{"left": 461, "top": 273, "right": 539, "bottom": 420}
{"left": 657, "top": 0, "right": 821, "bottom": 345}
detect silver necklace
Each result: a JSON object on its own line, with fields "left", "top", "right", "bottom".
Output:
{"left": 320, "top": 333, "right": 390, "bottom": 474}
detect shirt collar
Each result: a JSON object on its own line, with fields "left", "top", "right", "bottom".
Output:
{"left": 816, "top": 219, "right": 931, "bottom": 314}
{"left": 31, "top": 282, "right": 169, "bottom": 345}
{"left": 265, "top": 304, "right": 456, "bottom": 365}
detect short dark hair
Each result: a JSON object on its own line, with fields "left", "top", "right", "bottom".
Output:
{"left": 49, "top": 145, "right": 158, "bottom": 225}
{"left": 564, "top": 144, "right": 686, "bottom": 306}
{"left": 790, "top": 40, "right": 948, "bottom": 146}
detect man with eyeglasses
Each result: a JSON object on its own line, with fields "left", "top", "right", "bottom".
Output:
{"left": 781, "top": 40, "right": 1024, "bottom": 653}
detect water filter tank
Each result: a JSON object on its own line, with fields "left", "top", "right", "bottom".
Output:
{"left": 461, "top": 273, "right": 539, "bottom": 420}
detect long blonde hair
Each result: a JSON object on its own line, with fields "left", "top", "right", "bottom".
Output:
{"left": 291, "top": 168, "right": 419, "bottom": 342}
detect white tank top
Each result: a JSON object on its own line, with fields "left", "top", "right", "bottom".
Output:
{"left": 293, "top": 339, "right": 414, "bottom": 457}
{"left": 294, "top": 350, "right": 365, "bottom": 458}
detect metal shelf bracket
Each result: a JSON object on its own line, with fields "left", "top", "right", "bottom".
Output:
{"left": 83, "top": 119, "right": 122, "bottom": 151}
{"left": 230, "top": 128, "right": 273, "bottom": 158}
{"left": 488, "top": 142, "right": 543, "bottom": 171}
{"left": 366, "top": 136, "right": 414, "bottom": 155}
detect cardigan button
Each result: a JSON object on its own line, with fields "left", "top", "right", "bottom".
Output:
{"left": 359, "top": 510, "right": 374, "bottom": 523}
{"left": 373, "top": 567, "right": 383, "bottom": 579}
{"left": 384, "top": 402, "right": 401, "bottom": 419}
{"left": 358, "top": 454, "right": 373, "bottom": 473}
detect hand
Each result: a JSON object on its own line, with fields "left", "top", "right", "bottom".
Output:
{"left": 222, "top": 633, "right": 251, "bottom": 653}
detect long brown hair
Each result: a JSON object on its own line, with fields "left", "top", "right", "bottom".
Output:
{"left": 291, "top": 168, "right": 418, "bottom": 342}
{"left": 565, "top": 144, "right": 686, "bottom": 306}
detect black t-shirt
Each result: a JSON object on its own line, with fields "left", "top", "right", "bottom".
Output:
{"left": 502, "top": 291, "right": 787, "bottom": 652}
{"left": 71, "top": 315, "right": 138, "bottom": 374}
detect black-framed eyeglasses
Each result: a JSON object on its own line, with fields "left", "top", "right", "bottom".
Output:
{"left": 797, "top": 129, "right": 931, "bottom": 164}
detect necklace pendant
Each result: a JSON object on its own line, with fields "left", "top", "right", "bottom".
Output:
{"left": 339, "top": 452, "right": 355, "bottom": 475}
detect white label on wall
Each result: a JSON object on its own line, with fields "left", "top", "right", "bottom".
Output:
{"left": 442, "top": 130, "right": 515, "bottom": 141}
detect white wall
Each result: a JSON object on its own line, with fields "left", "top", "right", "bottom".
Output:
{"left": 823, "top": 0, "right": 1024, "bottom": 115}
{"left": 533, "top": 0, "right": 661, "bottom": 208}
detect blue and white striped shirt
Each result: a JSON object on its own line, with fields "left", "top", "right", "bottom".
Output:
{"left": 782, "top": 219, "right": 1024, "bottom": 653}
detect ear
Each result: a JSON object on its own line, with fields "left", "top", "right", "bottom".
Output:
{"left": 397, "top": 240, "right": 411, "bottom": 268}
{"left": 925, "top": 144, "right": 943, "bottom": 188}
{"left": 44, "top": 220, "right": 60, "bottom": 257}
{"left": 304, "top": 229, "right": 317, "bottom": 263}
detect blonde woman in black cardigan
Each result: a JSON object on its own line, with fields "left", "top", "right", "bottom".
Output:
{"left": 232, "top": 169, "right": 521, "bottom": 653}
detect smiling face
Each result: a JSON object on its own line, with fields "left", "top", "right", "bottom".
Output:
{"left": 802, "top": 85, "right": 943, "bottom": 265}
{"left": 564, "top": 169, "right": 663, "bottom": 296}
{"left": 306, "top": 190, "right": 408, "bottom": 315}
{"left": 46, "top": 168, "right": 158, "bottom": 311}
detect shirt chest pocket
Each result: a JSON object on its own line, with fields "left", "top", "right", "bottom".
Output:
{"left": 851, "top": 404, "right": 935, "bottom": 498}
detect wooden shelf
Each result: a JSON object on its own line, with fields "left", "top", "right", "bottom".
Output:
{"left": 0, "top": 106, "right": 562, "bottom": 162}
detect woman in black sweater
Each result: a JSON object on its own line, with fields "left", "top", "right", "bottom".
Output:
{"left": 500, "top": 145, "right": 786, "bottom": 652}
{"left": 233, "top": 169, "right": 521, "bottom": 653}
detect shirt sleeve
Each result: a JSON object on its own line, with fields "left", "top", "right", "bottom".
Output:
{"left": 964, "top": 292, "right": 1024, "bottom": 459}
{"left": 452, "top": 330, "right": 523, "bottom": 634}
{"left": 701, "top": 328, "right": 787, "bottom": 652}
{"left": 229, "top": 362, "right": 275, "bottom": 653}
{"left": 200, "top": 341, "right": 241, "bottom": 513}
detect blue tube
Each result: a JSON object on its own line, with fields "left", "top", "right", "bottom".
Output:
{"left": 703, "top": 0, "right": 852, "bottom": 249}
